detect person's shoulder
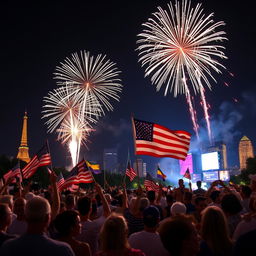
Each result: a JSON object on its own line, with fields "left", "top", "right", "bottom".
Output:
{"left": 128, "top": 247, "right": 145, "bottom": 256}
{"left": 129, "top": 231, "right": 144, "bottom": 239}
{"left": 42, "top": 235, "right": 74, "bottom": 253}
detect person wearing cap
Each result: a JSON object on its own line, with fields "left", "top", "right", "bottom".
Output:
{"left": 128, "top": 206, "right": 169, "bottom": 256}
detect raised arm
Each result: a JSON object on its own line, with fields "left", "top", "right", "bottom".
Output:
{"left": 94, "top": 183, "right": 111, "bottom": 217}
{"left": 50, "top": 171, "right": 60, "bottom": 220}
{"left": 122, "top": 182, "right": 128, "bottom": 210}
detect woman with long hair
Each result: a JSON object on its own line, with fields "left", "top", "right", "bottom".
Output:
{"left": 199, "top": 206, "right": 232, "bottom": 256}
{"left": 97, "top": 214, "right": 145, "bottom": 256}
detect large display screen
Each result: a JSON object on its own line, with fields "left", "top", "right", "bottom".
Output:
{"left": 201, "top": 152, "right": 219, "bottom": 171}
{"left": 219, "top": 170, "right": 230, "bottom": 181}
{"left": 192, "top": 173, "right": 202, "bottom": 183}
{"left": 179, "top": 153, "right": 193, "bottom": 175}
{"left": 202, "top": 171, "right": 219, "bottom": 182}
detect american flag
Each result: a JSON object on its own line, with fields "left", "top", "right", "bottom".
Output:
{"left": 61, "top": 160, "right": 94, "bottom": 190}
{"left": 133, "top": 118, "right": 191, "bottom": 160}
{"left": 22, "top": 143, "right": 51, "bottom": 179}
{"left": 4, "top": 162, "right": 21, "bottom": 182}
{"left": 144, "top": 173, "right": 159, "bottom": 192}
{"left": 126, "top": 161, "right": 137, "bottom": 181}
{"left": 56, "top": 172, "right": 65, "bottom": 191}
{"left": 183, "top": 168, "right": 191, "bottom": 180}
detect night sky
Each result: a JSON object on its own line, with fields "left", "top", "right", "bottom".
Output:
{"left": 0, "top": 0, "right": 255, "bottom": 172}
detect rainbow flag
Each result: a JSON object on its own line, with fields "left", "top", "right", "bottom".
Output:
{"left": 157, "top": 166, "right": 167, "bottom": 181}
{"left": 86, "top": 161, "right": 101, "bottom": 174}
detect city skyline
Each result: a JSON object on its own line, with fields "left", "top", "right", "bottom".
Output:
{"left": 0, "top": 0, "right": 255, "bottom": 171}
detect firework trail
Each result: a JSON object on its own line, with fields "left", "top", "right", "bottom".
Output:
{"left": 137, "top": 0, "right": 227, "bottom": 142}
{"left": 200, "top": 88, "right": 213, "bottom": 144}
{"left": 186, "top": 91, "right": 199, "bottom": 140}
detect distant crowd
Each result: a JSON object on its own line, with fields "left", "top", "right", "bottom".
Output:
{"left": 1, "top": 173, "right": 256, "bottom": 256}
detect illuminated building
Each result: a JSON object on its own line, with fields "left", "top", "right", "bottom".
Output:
{"left": 17, "top": 112, "right": 30, "bottom": 163}
{"left": 206, "top": 142, "right": 228, "bottom": 170}
{"left": 239, "top": 136, "right": 254, "bottom": 170}
{"left": 103, "top": 148, "right": 118, "bottom": 173}
{"left": 133, "top": 158, "right": 146, "bottom": 177}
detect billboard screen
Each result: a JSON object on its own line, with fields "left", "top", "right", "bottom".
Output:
{"left": 203, "top": 171, "right": 219, "bottom": 182}
{"left": 219, "top": 170, "right": 230, "bottom": 181}
{"left": 201, "top": 152, "right": 219, "bottom": 171}
{"left": 192, "top": 173, "right": 202, "bottom": 183}
{"left": 179, "top": 153, "right": 193, "bottom": 175}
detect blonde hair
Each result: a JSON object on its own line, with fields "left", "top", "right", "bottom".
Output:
{"left": 201, "top": 206, "right": 232, "bottom": 255}
{"left": 100, "top": 214, "right": 130, "bottom": 252}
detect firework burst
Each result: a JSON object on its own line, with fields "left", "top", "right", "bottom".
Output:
{"left": 54, "top": 51, "right": 122, "bottom": 115}
{"left": 137, "top": 0, "right": 227, "bottom": 142}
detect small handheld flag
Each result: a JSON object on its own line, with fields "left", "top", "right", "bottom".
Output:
{"left": 126, "top": 161, "right": 137, "bottom": 181}
{"left": 86, "top": 161, "right": 101, "bottom": 174}
{"left": 4, "top": 162, "right": 21, "bottom": 182}
{"left": 144, "top": 173, "right": 159, "bottom": 192}
{"left": 183, "top": 168, "right": 191, "bottom": 180}
{"left": 22, "top": 143, "right": 51, "bottom": 179}
{"left": 156, "top": 166, "right": 167, "bottom": 181}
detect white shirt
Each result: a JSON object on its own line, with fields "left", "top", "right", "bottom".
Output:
{"left": 128, "top": 230, "right": 169, "bottom": 256}
{"left": 233, "top": 217, "right": 256, "bottom": 241}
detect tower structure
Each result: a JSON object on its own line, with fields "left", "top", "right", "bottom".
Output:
{"left": 239, "top": 136, "right": 254, "bottom": 170}
{"left": 17, "top": 112, "right": 30, "bottom": 163}
{"left": 103, "top": 148, "right": 118, "bottom": 173}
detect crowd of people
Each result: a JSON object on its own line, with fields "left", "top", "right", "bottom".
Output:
{"left": 0, "top": 172, "right": 256, "bottom": 256}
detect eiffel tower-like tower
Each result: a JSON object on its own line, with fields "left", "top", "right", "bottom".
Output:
{"left": 17, "top": 112, "right": 30, "bottom": 163}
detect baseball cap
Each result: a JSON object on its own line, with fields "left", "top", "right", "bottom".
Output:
{"left": 171, "top": 202, "right": 187, "bottom": 216}
{"left": 143, "top": 206, "right": 160, "bottom": 227}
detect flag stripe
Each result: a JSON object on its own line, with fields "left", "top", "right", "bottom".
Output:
{"left": 137, "top": 151, "right": 187, "bottom": 160}
{"left": 154, "top": 124, "right": 191, "bottom": 138}
{"left": 154, "top": 126, "right": 191, "bottom": 143}
{"left": 153, "top": 133, "right": 190, "bottom": 148}
{"left": 136, "top": 146, "right": 188, "bottom": 158}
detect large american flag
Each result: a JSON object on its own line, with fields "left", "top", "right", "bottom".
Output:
{"left": 144, "top": 173, "right": 159, "bottom": 192}
{"left": 60, "top": 160, "right": 94, "bottom": 190}
{"left": 4, "top": 162, "right": 21, "bottom": 182}
{"left": 22, "top": 143, "right": 51, "bottom": 179}
{"left": 126, "top": 161, "right": 137, "bottom": 181}
{"left": 133, "top": 118, "right": 191, "bottom": 160}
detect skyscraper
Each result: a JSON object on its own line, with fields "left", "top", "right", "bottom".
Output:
{"left": 103, "top": 148, "right": 118, "bottom": 173}
{"left": 17, "top": 112, "right": 30, "bottom": 163}
{"left": 133, "top": 158, "right": 146, "bottom": 177}
{"left": 239, "top": 136, "right": 254, "bottom": 170}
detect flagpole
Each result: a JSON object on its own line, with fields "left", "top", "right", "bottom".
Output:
{"left": 103, "top": 158, "right": 106, "bottom": 190}
{"left": 46, "top": 139, "right": 54, "bottom": 172}
{"left": 123, "top": 148, "right": 129, "bottom": 184}
{"left": 130, "top": 114, "right": 140, "bottom": 186}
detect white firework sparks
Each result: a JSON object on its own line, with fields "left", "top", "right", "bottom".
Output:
{"left": 42, "top": 86, "right": 99, "bottom": 166}
{"left": 42, "top": 86, "right": 100, "bottom": 133}
{"left": 137, "top": 0, "right": 227, "bottom": 97}
{"left": 54, "top": 50, "right": 122, "bottom": 115}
